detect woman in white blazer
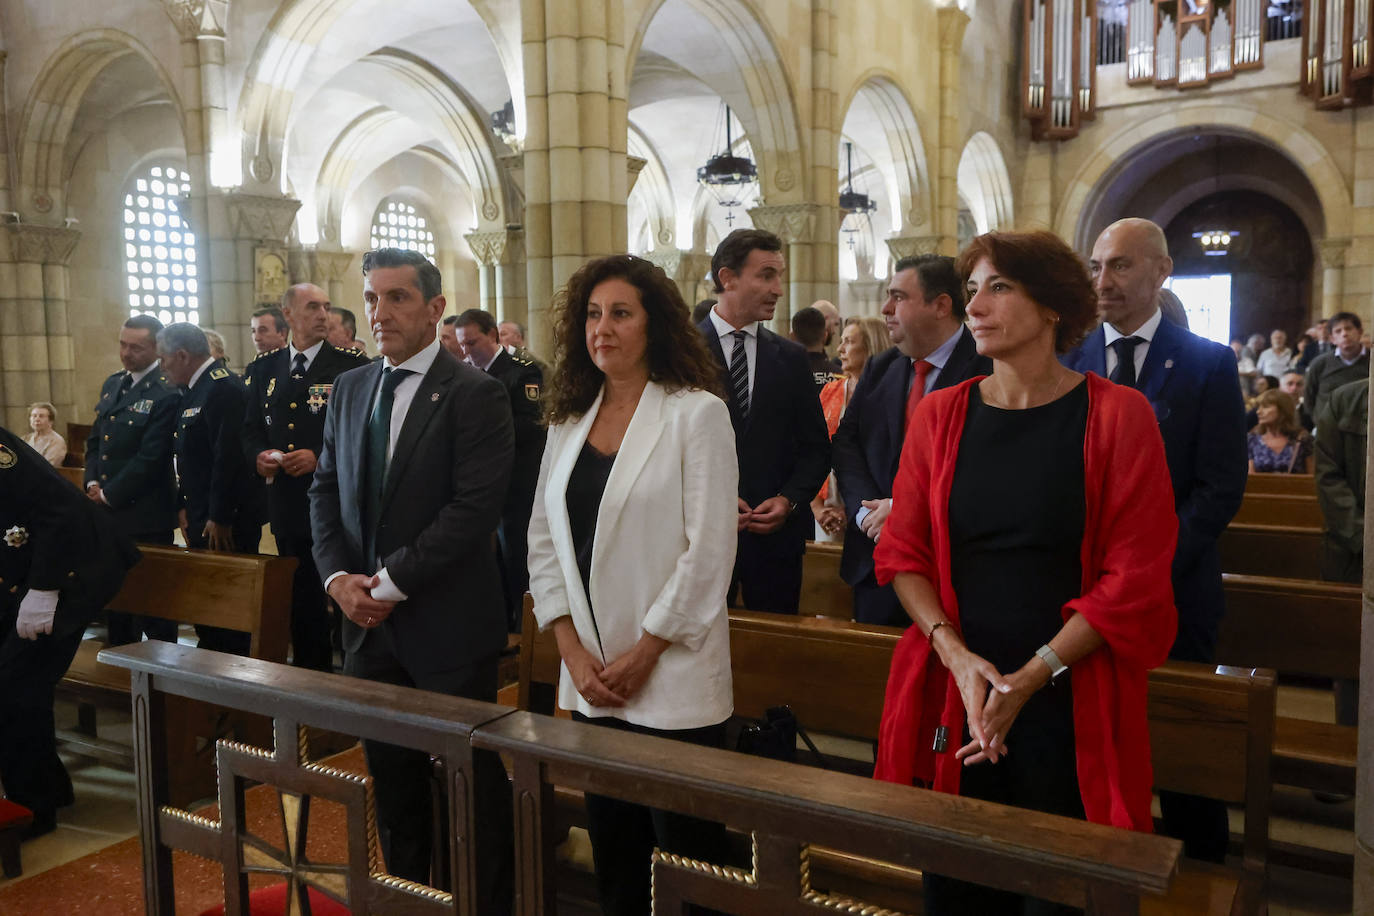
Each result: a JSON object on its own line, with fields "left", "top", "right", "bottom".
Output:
{"left": 527, "top": 254, "right": 738, "bottom": 916}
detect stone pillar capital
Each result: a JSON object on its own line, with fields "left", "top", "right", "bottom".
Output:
{"left": 748, "top": 203, "right": 820, "bottom": 245}
{"left": 937, "top": 5, "right": 971, "bottom": 51}
{"left": 5, "top": 224, "right": 81, "bottom": 264}
{"left": 1317, "top": 237, "right": 1352, "bottom": 269}
{"left": 314, "top": 250, "right": 357, "bottom": 283}
{"left": 646, "top": 247, "right": 712, "bottom": 292}
{"left": 220, "top": 191, "right": 301, "bottom": 243}
{"left": 160, "top": 0, "right": 227, "bottom": 40}
{"left": 885, "top": 235, "right": 941, "bottom": 263}
{"left": 465, "top": 229, "right": 525, "bottom": 267}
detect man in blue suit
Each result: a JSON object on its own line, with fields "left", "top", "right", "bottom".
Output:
{"left": 1063, "top": 217, "right": 1246, "bottom": 862}
{"left": 698, "top": 229, "right": 830, "bottom": 614}
{"left": 831, "top": 255, "right": 991, "bottom": 627}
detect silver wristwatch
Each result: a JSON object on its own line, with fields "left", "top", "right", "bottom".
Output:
{"left": 1035, "top": 644, "right": 1068, "bottom": 684}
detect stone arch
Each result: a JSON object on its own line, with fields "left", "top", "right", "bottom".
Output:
{"left": 627, "top": 0, "right": 805, "bottom": 203}
{"left": 313, "top": 106, "right": 409, "bottom": 245}
{"left": 838, "top": 71, "right": 934, "bottom": 233}
{"left": 16, "top": 29, "right": 185, "bottom": 218}
{"left": 1057, "top": 103, "right": 1351, "bottom": 250}
{"left": 627, "top": 125, "right": 677, "bottom": 254}
{"left": 956, "top": 131, "right": 1014, "bottom": 234}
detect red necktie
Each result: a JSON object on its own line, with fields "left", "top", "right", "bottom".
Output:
{"left": 906, "top": 360, "right": 933, "bottom": 427}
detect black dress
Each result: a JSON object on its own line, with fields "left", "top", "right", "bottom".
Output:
{"left": 925, "top": 380, "right": 1089, "bottom": 916}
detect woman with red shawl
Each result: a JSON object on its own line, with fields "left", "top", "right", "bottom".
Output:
{"left": 872, "top": 231, "right": 1178, "bottom": 914}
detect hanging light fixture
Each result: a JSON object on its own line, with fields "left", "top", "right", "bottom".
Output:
{"left": 838, "top": 142, "right": 877, "bottom": 250}
{"left": 1194, "top": 229, "right": 1237, "bottom": 255}
{"left": 697, "top": 106, "right": 758, "bottom": 227}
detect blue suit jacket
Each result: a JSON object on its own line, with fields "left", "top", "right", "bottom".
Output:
{"left": 831, "top": 327, "right": 991, "bottom": 585}
{"left": 698, "top": 319, "right": 831, "bottom": 558}
{"left": 1062, "top": 318, "right": 1247, "bottom": 660}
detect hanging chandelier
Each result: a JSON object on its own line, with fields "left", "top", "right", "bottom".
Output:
{"left": 1194, "top": 229, "right": 1236, "bottom": 255}
{"left": 838, "top": 142, "right": 876, "bottom": 250}
{"left": 697, "top": 106, "right": 758, "bottom": 226}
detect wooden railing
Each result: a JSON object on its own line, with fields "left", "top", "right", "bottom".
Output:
{"left": 100, "top": 642, "right": 1184, "bottom": 916}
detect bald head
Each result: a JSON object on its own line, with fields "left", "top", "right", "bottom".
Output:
{"left": 281, "top": 282, "right": 331, "bottom": 349}
{"left": 812, "top": 300, "right": 840, "bottom": 346}
{"left": 1089, "top": 218, "right": 1173, "bottom": 335}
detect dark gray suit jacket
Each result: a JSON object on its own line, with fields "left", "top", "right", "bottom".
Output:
{"left": 309, "top": 346, "right": 515, "bottom": 674}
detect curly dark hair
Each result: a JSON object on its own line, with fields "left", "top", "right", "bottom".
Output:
{"left": 955, "top": 231, "right": 1098, "bottom": 354}
{"left": 546, "top": 255, "right": 725, "bottom": 425}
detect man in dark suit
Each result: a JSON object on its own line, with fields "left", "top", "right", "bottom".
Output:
{"left": 1063, "top": 217, "right": 1246, "bottom": 863}
{"left": 242, "top": 283, "right": 369, "bottom": 671}
{"left": 1, "top": 426, "right": 141, "bottom": 838}
{"left": 85, "top": 314, "right": 181, "bottom": 645}
{"left": 698, "top": 228, "right": 830, "bottom": 614}
{"left": 831, "top": 255, "right": 992, "bottom": 627}
{"left": 454, "top": 308, "right": 546, "bottom": 631}
{"left": 310, "top": 248, "right": 514, "bottom": 906}
{"left": 157, "top": 322, "right": 263, "bottom": 654}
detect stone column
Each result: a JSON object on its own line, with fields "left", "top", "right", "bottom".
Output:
{"left": 314, "top": 251, "right": 357, "bottom": 311}
{"left": 885, "top": 235, "right": 942, "bottom": 264}
{"left": 521, "top": 0, "right": 628, "bottom": 354}
{"left": 0, "top": 225, "right": 81, "bottom": 428}
{"left": 465, "top": 229, "right": 527, "bottom": 324}
{"left": 1317, "top": 238, "right": 1351, "bottom": 320}
{"left": 645, "top": 247, "right": 713, "bottom": 308}
{"left": 206, "top": 192, "right": 301, "bottom": 368}
{"left": 936, "top": 7, "right": 971, "bottom": 256}
{"left": 749, "top": 203, "right": 819, "bottom": 333}
{"left": 0, "top": 52, "right": 12, "bottom": 216}
{"left": 846, "top": 279, "right": 887, "bottom": 317}
{"left": 808, "top": 0, "right": 841, "bottom": 311}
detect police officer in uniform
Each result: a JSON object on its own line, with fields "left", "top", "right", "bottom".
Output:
{"left": 455, "top": 308, "right": 546, "bottom": 631}
{"left": 1, "top": 426, "right": 140, "bottom": 837}
{"left": 84, "top": 314, "right": 181, "bottom": 645}
{"left": 243, "top": 282, "right": 368, "bottom": 671}
{"left": 158, "top": 323, "right": 263, "bottom": 654}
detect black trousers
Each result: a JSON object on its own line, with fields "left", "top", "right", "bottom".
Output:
{"left": 273, "top": 532, "right": 333, "bottom": 672}
{"left": 574, "top": 712, "right": 730, "bottom": 916}
{"left": 344, "top": 636, "right": 513, "bottom": 913}
{"left": 107, "top": 529, "right": 177, "bottom": 645}
{"left": 730, "top": 551, "right": 802, "bottom": 615}
{"left": 0, "top": 611, "right": 86, "bottom": 821}
{"left": 851, "top": 574, "right": 907, "bottom": 628}
{"left": 186, "top": 517, "right": 261, "bottom": 656}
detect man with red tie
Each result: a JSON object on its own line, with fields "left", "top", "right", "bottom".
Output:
{"left": 831, "top": 255, "right": 991, "bottom": 627}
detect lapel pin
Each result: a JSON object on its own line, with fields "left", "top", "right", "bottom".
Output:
{"left": 431, "top": 392, "right": 440, "bottom": 402}
{"left": 1164, "top": 359, "right": 1174, "bottom": 369}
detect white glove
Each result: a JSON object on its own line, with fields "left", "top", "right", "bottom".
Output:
{"left": 16, "top": 589, "right": 59, "bottom": 640}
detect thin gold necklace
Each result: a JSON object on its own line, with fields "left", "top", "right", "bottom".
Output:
{"left": 983, "top": 371, "right": 1068, "bottom": 410}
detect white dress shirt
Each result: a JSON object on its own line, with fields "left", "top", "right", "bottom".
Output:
{"left": 288, "top": 340, "right": 324, "bottom": 373}
{"left": 127, "top": 359, "right": 161, "bottom": 388}
{"left": 325, "top": 337, "right": 442, "bottom": 603}
{"left": 187, "top": 357, "right": 216, "bottom": 390}
{"left": 1104, "top": 307, "right": 1164, "bottom": 379}
{"left": 708, "top": 306, "right": 758, "bottom": 395}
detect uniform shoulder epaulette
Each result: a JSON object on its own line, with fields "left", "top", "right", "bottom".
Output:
{"left": 209, "top": 367, "right": 230, "bottom": 380}
{"left": 511, "top": 353, "right": 534, "bottom": 367}
{"left": 339, "top": 346, "right": 367, "bottom": 357}
{"left": 248, "top": 346, "right": 285, "bottom": 365}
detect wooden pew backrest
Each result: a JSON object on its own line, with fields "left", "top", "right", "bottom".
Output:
{"left": 1243, "top": 473, "right": 1314, "bottom": 498}
{"left": 1219, "top": 574, "right": 1361, "bottom": 680}
{"left": 1219, "top": 523, "right": 1323, "bottom": 580}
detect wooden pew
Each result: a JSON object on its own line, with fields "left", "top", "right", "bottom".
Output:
{"left": 55, "top": 466, "right": 84, "bottom": 489}
{"left": 1232, "top": 492, "right": 1324, "bottom": 528}
{"left": 798, "top": 540, "right": 850, "bottom": 618}
{"left": 1218, "top": 523, "right": 1323, "bottom": 580}
{"left": 519, "top": 609, "right": 1275, "bottom": 914}
{"left": 55, "top": 545, "right": 295, "bottom": 806}
{"left": 1219, "top": 573, "right": 1359, "bottom": 794}
{"left": 1244, "top": 473, "right": 1315, "bottom": 498}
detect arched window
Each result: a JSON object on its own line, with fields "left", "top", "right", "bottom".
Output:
{"left": 370, "top": 199, "right": 436, "bottom": 261}
{"left": 123, "top": 164, "right": 198, "bottom": 325}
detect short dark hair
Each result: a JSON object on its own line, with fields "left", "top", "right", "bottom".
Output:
{"left": 691, "top": 298, "right": 717, "bottom": 325}
{"left": 457, "top": 308, "right": 498, "bottom": 335}
{"left": 955, "top": 231, "right": 1098, "bottom": 354}
{"left": 441, "top": 315, "right": 461, "bottom": 327}
{"left": 710, "top": 228, "right": 783, "bottom": 294}
{"left": 124, "top": 314, "right": 164, "bottom": 337}
{"left": 251, "top": 306, "right": 287, "bottom": 334}
{"left": 547, "top": 254, "right": 724, "bottom": 424}
{"left": 791, "top": 307, "right": 827, "bottom": 348}
{"left": 1328, "top": 311, "right": 1362, "bottom": 333}
{"left": 329, "top": 306, "right": 357, "bottom": 336}
{"left": 362, "top": 248, "right": 442, "bottom": 302}
{"left": 1281, "top": 368, "right": 1304, "bottom": 379}
{"left": 893, "top": 254, "right": 967, "bottom": 320}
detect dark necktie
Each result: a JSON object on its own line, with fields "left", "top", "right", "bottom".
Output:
{"left": 729, "top": 330, "right": 750, "bottom": 419}
{"left": 905, "top": 360, "right": 934, "bottom": 428}
{"left": 364, "top": 367, "right": 412, "bottom": 563}
{"left": 1110, "top": 336, "right": 1145, "bottom": 388}
{"left": 292, "top": 352, "right": 308, "bottom": 380}
{"left": 116, "top": 372, "right": 134, "bottom": 401}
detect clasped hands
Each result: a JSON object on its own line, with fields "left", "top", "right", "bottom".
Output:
{"left": 328, "top": 574, "right": 396, "bottom": 629}
{"left": 936, "top": 631, "right": 1047, "bottom": 766}
{"left": 554, "top": 619, "right": 669, "bottom": 708}
{"left": 737, "top": 495, "right": 791, "bottom": 534}
{"left": 255, "top": 448, "right": 317, "bottom": 478}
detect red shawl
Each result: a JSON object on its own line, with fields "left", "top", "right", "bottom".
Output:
{"left": 872, "top": 373, "right": 1177, "bottom": 832}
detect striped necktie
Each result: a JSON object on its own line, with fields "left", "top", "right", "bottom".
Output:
{"left": 729, "top": 330, "right": 750, "bottom": 419}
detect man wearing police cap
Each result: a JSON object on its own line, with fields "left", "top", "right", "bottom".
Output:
{"left": 0, "top": 426, "right": 140, "bottom": 838}
{"left": 84, "top": 314, "right": 181, "bottom": 645}
{"left": 243, "top": 282, "right": 368, "bottom": 671}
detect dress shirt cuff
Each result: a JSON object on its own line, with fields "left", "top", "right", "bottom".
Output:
{"left": 856, "top": 506, "right": 871, "bottom": 526}
{"left": 370, "top": 567, "right": 409, "bottom": 603}
{"left": 323, "top": 571, "right": 347, "bottom": 593}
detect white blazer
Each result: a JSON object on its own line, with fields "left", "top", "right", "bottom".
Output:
{"left": 527, "top": 382, "right": 738, "bottom": 730}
